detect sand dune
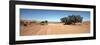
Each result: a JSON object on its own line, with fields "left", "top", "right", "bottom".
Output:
{"left": 20, "top": 21, "right": 90, "bottom": 36}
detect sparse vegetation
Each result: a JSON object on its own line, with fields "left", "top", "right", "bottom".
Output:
{"left": 40, "top": 20, "right": 48, "bottom": 25}
{"left": 60, "top": 15, "right": 83, "bottom": 25}
{"left": 20, "top": 16, "right": 90, "bottom": 36}
{"left": 20, "top": 20, "right": 37, "bottom": 26}
{"left": 20, "top": 20, "right": 28, "bottom": 26}
{"left": 20, "top": 9, "right": 90, "bottom": 36}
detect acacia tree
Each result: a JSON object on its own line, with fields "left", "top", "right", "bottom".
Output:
{"left": 76, "top": 15, "right": 83, "bottom": 23}
{"left": 60, "top": 15, "right": 83, "bottom": 25}
{"left": 60, "top": 17, "right": 67, "bottom": 23}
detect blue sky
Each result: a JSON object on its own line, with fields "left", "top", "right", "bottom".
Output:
{"left": 20, "top": 8, "right": 90, "bottom": 22}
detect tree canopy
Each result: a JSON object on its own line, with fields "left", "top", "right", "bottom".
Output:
{"left": 60, "top": 15, "right": 83, "bottom": 25}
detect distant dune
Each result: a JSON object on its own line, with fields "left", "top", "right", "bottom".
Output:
{"left": 20, "top": 21, "right": 90, "bottom": 36}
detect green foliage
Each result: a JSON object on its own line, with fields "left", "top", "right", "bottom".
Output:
{"left": 60, "top": 15, "right": 83, "bottom": 25}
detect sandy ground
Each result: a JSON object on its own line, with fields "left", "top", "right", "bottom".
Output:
{"left": 20, "top": 21, "right": 90, "bottom": 36}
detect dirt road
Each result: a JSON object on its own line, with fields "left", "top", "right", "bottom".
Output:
{"left": 20, "top": 22, "right": 90, "bottom": 36}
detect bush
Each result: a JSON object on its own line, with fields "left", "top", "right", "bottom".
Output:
{"left": 60, "top": 15, "right": 83, "bottom": 25}
{"left": 40, "top": 20, "right": 48, "bottom": 25}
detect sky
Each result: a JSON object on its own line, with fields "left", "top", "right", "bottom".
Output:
{"left": 20, "top": 8, "right": 90, "bottom": 22}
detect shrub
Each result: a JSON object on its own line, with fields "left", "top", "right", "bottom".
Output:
{"left": 45, "top": 20, "right": 48, "bottom": 24}
{"left": 40, "top": 20, "right": 48, "bottom": 25}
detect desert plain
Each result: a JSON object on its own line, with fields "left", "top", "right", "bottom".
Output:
{"left": 20, "top": 21, "right": 90, "bottom": 36}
